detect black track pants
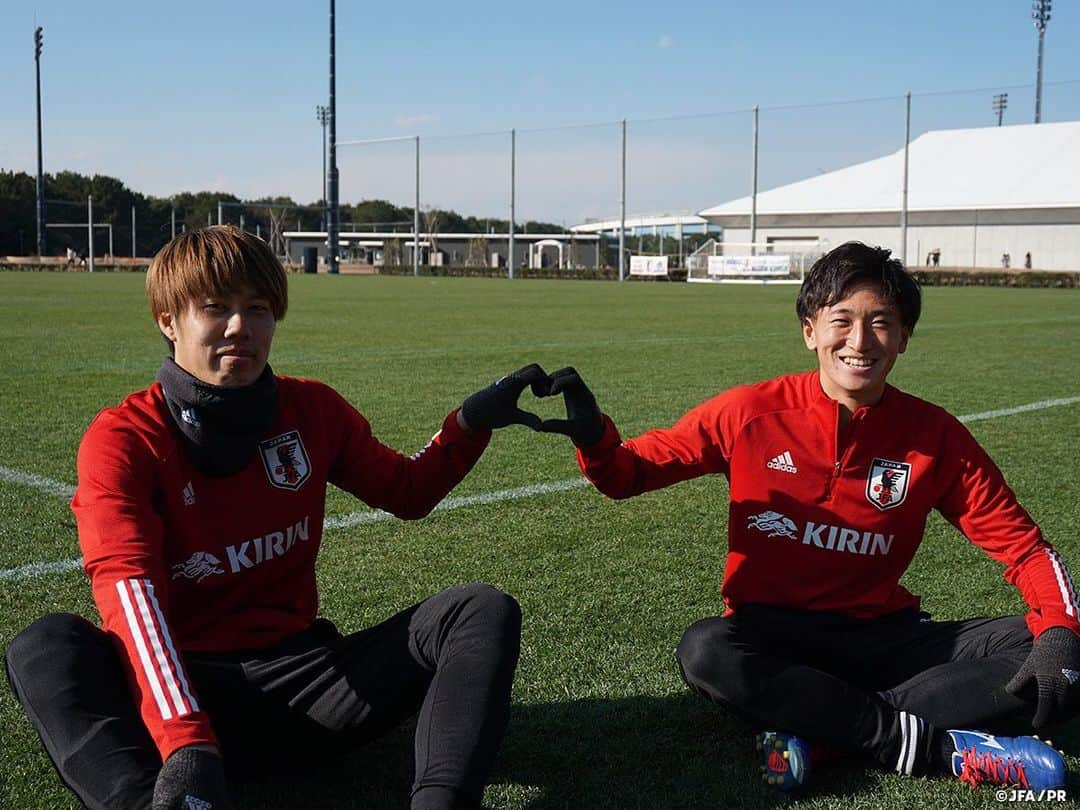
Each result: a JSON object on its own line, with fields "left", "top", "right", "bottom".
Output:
{"left": 675, "top": 604, "right": 1049, "bottom": 775}
{"left": 5, "top": 582, "right": 521, "bottom": 810}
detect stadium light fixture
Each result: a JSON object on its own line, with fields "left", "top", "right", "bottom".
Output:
{"left": 1032, "top": 0, "right": 1051, "bottom": 123}
{"left": 34, "top": 26, "right": 46, "bottom": 257}
{"left": 992, "top": 93, "right": 1008, "bottom": 126}
{"left": 316, "top": 105, "right": 329, "bottom": 233}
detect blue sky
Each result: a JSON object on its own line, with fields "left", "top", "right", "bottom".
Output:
{"left": 2, "top": 0, "right": 1078, "bottom": 224}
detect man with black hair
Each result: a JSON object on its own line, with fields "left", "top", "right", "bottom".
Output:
{"left": 6, "top": 226, "right": 546, "bottom": 810}
{"left": 541, "top": 241, "right": 1080, "bottom": 792}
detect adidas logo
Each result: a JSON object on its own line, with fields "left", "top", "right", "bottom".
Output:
{"left": 767, "top": 451, "right": 798, "bottom": 474}
{"left": 182, "top": 481, "right": 195, "bottom": 506}
{"left": 1063, "top": 668, "right": 1080, "bottom": 685}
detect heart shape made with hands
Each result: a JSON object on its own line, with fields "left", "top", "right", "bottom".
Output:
{"left": 462, "top": 363, "right": 602, "bottom": 444}
{"left": 492, "top": 364, "right": 604, "bottom": 445}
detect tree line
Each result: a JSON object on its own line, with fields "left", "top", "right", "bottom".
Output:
{"left": 0, "top": 170, "right": 563, "bottom": 258}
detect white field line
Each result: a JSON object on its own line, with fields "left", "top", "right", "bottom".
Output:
{"left": 0, "top": 558, "right": 84, "bottom": 580}
{"left": 324, "top": 478, "right": 590, "bottom": 531}
{"left": 957, "top": 396, "right": 1080, "bottom": 424}
{"left": 0, "top": 466, "right": 76, "bottom": 499}
{"left": 2, "top": 394, "right": 1077, "bottom": 583}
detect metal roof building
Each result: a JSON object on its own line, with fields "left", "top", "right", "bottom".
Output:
{"left": 698, "top": 121, "right": 1080, "bottom": 270}
{"left": 569, "top": 212, "right": 712, "bottom": 235}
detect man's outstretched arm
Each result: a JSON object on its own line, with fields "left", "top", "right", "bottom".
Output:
{"left": 540, "top": 366, "right": 731, "bottom": 499}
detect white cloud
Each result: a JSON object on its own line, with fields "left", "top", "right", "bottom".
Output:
{"left": 394, "top": 113, "right": 439, "bottom": 129}
{"left": 658, "top": 34, "right": 673, "bottom": 49}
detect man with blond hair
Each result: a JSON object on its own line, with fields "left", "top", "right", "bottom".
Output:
{"left": 6, "top": 226, "right": 547, "bottom": 809}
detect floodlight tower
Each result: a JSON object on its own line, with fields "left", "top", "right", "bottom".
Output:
{"left": 316, "top": 105, "right": 329, "bottom": 231}
{"left": 34, "top": 26, "right": 46, "bottom": 256}
{"left": 993, "top": 93, "right": 1008, "bottom": 126}
{"left": 1032, "top": 0, "right": 1051, "bottom": 123}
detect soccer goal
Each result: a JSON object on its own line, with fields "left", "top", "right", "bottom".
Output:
{"left": 686, "top": 239, "right": 826, "bottom": 284}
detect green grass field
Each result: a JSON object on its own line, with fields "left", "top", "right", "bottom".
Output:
{"left": 1, "top": 272, "right": 1079, "bottom": 809}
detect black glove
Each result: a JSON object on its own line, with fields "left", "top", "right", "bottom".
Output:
{"left": 153, "top": 747, "right": 232, "bottom": 810}
{"left": 460, "top": 363, "right": 552, "bottom": 431}
{"left": 1005, "top": 626, "right": 1080, "bottom": 729}
{"left": 539, "top": 366, "right": 605, "bottom": 447}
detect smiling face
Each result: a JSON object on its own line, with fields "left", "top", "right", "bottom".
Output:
{"left": 157, "top": 286, "right": 276, "bottom": 387}
{"left": 802, "top": 281, "right": 910, "bottom": 413}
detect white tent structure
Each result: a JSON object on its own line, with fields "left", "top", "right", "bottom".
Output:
{"left": 699, "top": 121, "right": 1080, "bottom": 271}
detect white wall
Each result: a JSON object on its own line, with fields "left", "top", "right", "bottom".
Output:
{"left": 722, "top": 224, "right": 1080, "bottom": 270}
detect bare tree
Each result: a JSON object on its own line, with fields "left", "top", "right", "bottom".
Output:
{"left": 423, "top": 206, "right": 441, "bottom": 264}
{"left": 266, "top": 205, "right": 288, "bottom": 258}
{"left": 384, "top": 237, "right": 401, "bottom": 267}
{"left": 466, "top": 237, "right": 488, "bottom": 268}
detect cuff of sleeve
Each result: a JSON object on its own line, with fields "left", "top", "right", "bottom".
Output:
{"left": 156, "top": 716, "right": 220, "bottom": 763}
{"left": 443, "top": 408, "right": 492, "bottom": 446}
{"left": 576, "top": 414, "right": 621, "bottom": 453}
{"left": 1025, "top": 611, "right": 1080, "bottom": 640}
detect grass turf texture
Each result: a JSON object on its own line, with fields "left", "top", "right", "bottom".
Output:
{"left": 1, "top": 272, "right": 1078, "bottom": 809}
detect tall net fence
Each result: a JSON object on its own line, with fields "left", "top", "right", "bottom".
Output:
{"left": 329, "top": 78, "right": 1080, "bottom": 271}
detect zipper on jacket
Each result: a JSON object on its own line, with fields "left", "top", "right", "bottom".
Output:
{"left": 824, "top": 406, "right": 865, "bottom": 502}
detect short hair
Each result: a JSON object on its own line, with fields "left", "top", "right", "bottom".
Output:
{"left": 795, "top": 242, "right": 921, "bottom": 332}
{"left": 146, "top": 225, "right": 288, "bottom": 322}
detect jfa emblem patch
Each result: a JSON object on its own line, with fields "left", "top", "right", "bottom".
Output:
{"left": 259, "top": 431, "right": 311, "bottom": 491}
{"left": 865, "top": 458, "right": 911, "bottom": 511}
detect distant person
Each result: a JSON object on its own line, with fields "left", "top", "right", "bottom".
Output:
{"left": 541, "top": 241, "right": 1079, "bottom": 793}
{"left": 65, "top": 246, "right": 76, "bottom": 266}
{"left": 932, "top": 249, "right": 941, "bottom": 267}
{"left": 1002, "top": 253, "right": 1011, "bottom": 269}
{"left": 5, "top": 225, "right": 543, "bottom": 810}
{"left": 1025, "top": 252, "right": 1033, "bottom": 269}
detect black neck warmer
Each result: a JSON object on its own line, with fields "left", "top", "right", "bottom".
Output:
{"left": 156, "top": 357, "right": 278, "bottom": 477}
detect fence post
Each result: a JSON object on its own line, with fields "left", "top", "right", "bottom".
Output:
{"left": 509, "top": 128, "right": 516, "bottom": 280}
{"left": 901, "top": 91, "right": 911, "bottom": 267}
{"left": 750, "top": 106, "right": 759, "bottom": 254}
{"left": 87, "top": 195, "right": 95, "bottom": 273}
{"left": 619, "top": 118, "right": 626, "bottom": 281}
{"left": 414, "top": 135, "right": 420, "bottom": 278}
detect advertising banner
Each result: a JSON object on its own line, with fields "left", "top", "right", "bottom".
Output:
{"left": 629, "top": 256, "right": 669, "bottom": 276}
{"left": 707, "top": 255, "right": 790, "bottom": 276}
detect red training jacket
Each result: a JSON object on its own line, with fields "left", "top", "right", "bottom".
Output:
{"left": 72, "top": 377, "right": 490, "bottom": 760}
{"left": 578, "top": 370, "right": 1080, "bottom": 636}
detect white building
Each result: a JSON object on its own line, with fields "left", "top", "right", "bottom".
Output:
{"left": 699, "top": 121, "right": 1080, "bottom": 271}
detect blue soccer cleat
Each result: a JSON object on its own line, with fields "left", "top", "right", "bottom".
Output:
{"left": 756, "top": 731, "right": 811, "bottom": 791}
{"left": 947, "top": 730, "right": 1066, "bottom": 790}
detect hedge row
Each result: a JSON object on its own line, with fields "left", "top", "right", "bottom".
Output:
{"left": 0, "top": 262, "right": 149, "bottom": 273}
{"left": 376, "top": 265, "right": 696, "bottom": 281}
{"left": 377, "top": 265, "right": 1080, "bottom": 287}
{"left": 3, "top": 262, "right": 1077, "bottom": 288}
{"left": 909, "top": 269, "right": 1080, "bottom": 288}
{"left": 376, "top": 265, "right": 624, "bottom": 280}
